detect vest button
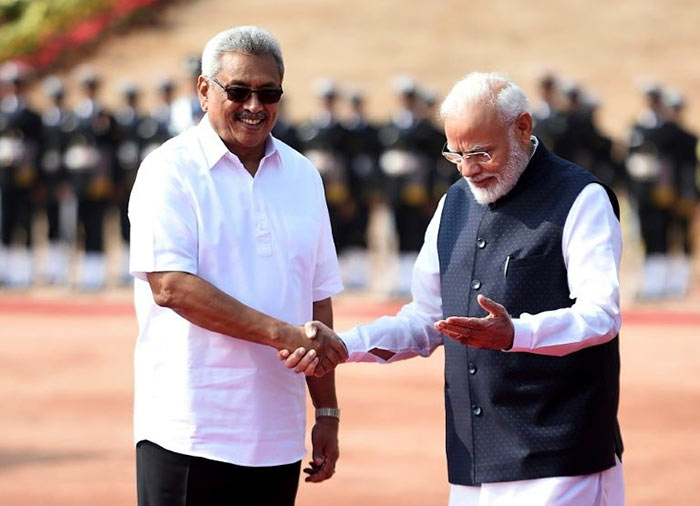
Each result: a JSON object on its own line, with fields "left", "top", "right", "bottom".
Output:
{"left": 476, "top": 238, "right": 486, "bottom": 249}
{"left": 472, "top": 405, "right": 482, "bottom": 416}
{"left": 468, "top": 363, "right": 477, "bottom": 375}
{"left": 471, "top": 279, "right": 481, "bottom": 290}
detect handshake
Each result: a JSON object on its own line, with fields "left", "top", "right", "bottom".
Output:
{"left": 278, "top": 321, "right": 348, "bottom": 377}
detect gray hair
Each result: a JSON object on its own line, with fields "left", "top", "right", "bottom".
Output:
{"left": 201, "top": 26, "right": 284, "bottom": 80}
{"left": 439, "top": 72, "right": 529, "bottom": 124}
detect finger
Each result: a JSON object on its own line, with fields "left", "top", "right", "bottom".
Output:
{"left": 293, "top": 349, "right": 317, "bottom": 374}
{"left": 317, "top": 356, "right": 335, "bottom": 376}
{"left": 303, "top": 461, "right": 322, "bottom": 481}
{"left": 305, "top": 458, "right": 333, "bottom": 483}
{"left": 442, "top": 316, "right": 484, "bottom": 330}
{"left": 313, "top": 363, "right": 327, "bottom": 378}
{"left": 324, "top": 346, "right": 341, "bottom": 367}
{"left": 440, "top": 321, "right": 480, "bottom": 335}
{"left": 311, "top": 455, "right": 336, "bottom": 482}
{"left": 303, "top": 357, "right": 320, "bottom": 376}
{"left": 282, "top": 347, "right": 306, "bottom": 368}
{"left": 304, "top": 321, "right": 318, "bottom": 339}
{"left": 436, "top": 325, "right": 469, "bottom": 343}
{"left": 277, "top": 349, "right": 290, "bottom": 360}
{"left": 332, "top": 337, "right": 349, "bottom": 361}
{"left": 477, "top": 294, "right": 507, "bottom": 317}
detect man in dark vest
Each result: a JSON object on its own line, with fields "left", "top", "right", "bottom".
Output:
{"left": 281, "top": 72, "right": 624, "bottom": 505}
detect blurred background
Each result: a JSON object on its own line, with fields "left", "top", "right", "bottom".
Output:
{"left": 0, "top": 0, "right": 699, "bottom": 504}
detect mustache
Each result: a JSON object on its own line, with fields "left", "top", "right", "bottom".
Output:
{"left": 236, "top": 111, "right": 267, "bottom": 121}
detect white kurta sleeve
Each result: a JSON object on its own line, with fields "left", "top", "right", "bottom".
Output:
{"left": 340, "top": 197, "right": 445, "bottom": 363}
{"left": 128, "top": 152, "right": 198, "bottom": 280}
{"left": 508, "top": 183, "right": 622, "bottom": 356}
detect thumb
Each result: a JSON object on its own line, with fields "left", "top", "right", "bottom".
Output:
{"left": 305, "top": 321, "right": 318, "bottom": 339}
{"left": 477, "top": 295, "right": 507, "bottom": 317}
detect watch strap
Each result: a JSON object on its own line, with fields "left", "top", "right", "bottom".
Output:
{"left": 315, "top": 407, "right": 340, "bottom": 420}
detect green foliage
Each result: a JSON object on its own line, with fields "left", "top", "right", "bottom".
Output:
{"left": 0, "top": 0, "right": 113, "bottom": 61}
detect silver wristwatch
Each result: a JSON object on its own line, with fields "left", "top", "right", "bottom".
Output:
{"left": 315, "top": 407, "right": 340, "bottom": 420}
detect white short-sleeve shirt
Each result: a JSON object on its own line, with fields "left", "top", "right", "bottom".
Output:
{"left": 128, "top": 115, "right": 343, "bottom": 467}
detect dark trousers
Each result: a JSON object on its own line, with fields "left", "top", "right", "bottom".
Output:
{"left": 638, "top": 202, "right": 669, "bottom": 255}
{"left": 77, "top": 198, "right": 106, "bottom": 252}
{"left": 136, "top": 440, "right": 301, "bottom": 506}
{"left": 1, "top": 187, "right": 33, "bottom": 247}
{"left": 119, "top": 197, "right": 130, "bottom": 243}
{"left": 46, "top": 198, "right": 61, "bottom": 241}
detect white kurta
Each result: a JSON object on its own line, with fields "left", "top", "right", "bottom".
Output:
{"left": 129, "top": 115, "right": 342, "bottom": 467}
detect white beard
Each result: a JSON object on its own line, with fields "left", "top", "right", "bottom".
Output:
{"left": 466, "top": 133, "right": 531, "bottom": 205}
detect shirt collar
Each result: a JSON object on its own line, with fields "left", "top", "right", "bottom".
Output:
{"left": 197, "top": 113, "right": 280, "bottom": 171}
{"left": 528, "top": 135, "right": 539, "bottom": 159}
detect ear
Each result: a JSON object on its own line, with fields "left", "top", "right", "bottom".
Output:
{"left": 197, "top": 75, "right": 209, "bottom": 112}
{"left": 514, "top": 111, "right": 533, "bottom": 143}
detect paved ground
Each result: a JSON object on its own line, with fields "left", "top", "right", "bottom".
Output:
{"left": 0, "top": 280, "right": 699, "bottom": 505}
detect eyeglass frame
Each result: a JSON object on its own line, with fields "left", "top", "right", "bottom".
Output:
{"left": 207, "top": 76, "right": 284, "bottom": 104}
{"left": 441, "top": 141, "right": 493, "bottom": 165}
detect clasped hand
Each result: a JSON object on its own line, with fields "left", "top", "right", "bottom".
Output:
{"left": 280, "top": 321, "right": 347, "bottom": 377}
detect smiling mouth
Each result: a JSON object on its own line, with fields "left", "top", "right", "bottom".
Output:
{"left": 239, "top": 116, "right": 265, "bottom": 126}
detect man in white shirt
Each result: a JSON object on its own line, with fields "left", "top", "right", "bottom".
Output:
{"left": 128, "top": 26, "right": 347, "bottom": 506}
{"left": 282, "top": 72, "right": 625, "bottom": 505}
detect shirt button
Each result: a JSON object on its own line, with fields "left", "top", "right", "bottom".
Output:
{"left": 468, "top": 363, "right": 477, "bottom": 375}
{"left": 472, "top": 405, "right": 482, "bottom": 416}
{"left": 476, "top": 238, "right": 486, "bottom": 249}
{"left": 471, "top": 279, "right": 481, "bottom": 290}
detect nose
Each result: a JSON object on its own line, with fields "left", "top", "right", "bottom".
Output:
{"left": 458, "top": 159, "right": 482, "bottom": 178}
{"left": 242, "top": 91, "right": 264, "bottom": 112}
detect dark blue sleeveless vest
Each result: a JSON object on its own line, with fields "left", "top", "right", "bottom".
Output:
{"left": 437, "top": 141, "right": 623, "bottom": 485}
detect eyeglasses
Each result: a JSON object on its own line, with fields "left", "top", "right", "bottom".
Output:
{"left": 441, "top": 141, "right": 493, "bottom": 165}
{"left": 208, "top": 76, "right": 283, "bottom": 104}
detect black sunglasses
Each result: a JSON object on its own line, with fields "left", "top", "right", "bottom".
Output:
{"left": 208, "top": 76, "right": 283, "bottom": 104}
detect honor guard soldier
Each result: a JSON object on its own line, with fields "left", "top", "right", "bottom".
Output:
{"left": 170, "top": 55, "right": 204, "bottom": 135}
{"left": 140, "top": 79, "right": 176, "bottom": 160}
{"left": 417, "top": 88, "right": 458, "bottom": 211}
{"left": 114, "top": 81, "right": 145, "bottom": 283}
{"left": 663, "top": 91, "right": 698, "bottom": 297}
{"left": 39, "top": 75, "right": 75, "bottom": 285}
{"left": 0, "top": 62, "right": 42, "bottom": 288}
{"left": 272, "top": 97, "right": 301, "bottom": 151}
{"left": 378, "top": 75, "right": 434, "bottom": 295}
{"left": 64, "top": 66, "right": 118, "bottom": 290}
{"left": 339, "top": 90, "right": 381, "bottom": 289}
{"left": 549, "top": 83, "right": 597, "bottom": 170}
{"left": 531, "top": 71, "right": 566, "bottom": 151}
{"left": 297, "top": 78, "right": 352, "bottom": 264}
{"left": 556, "top": 84, "right": 625, "bottom": 191}
{"left": 583, "top": 95, "right": 628, "bottom": 192}
{"left": 626, "top": 82, "right": 675, "bottom": 299}
{"left": 151, "top": 77, "right": 176, "bottom": 138}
